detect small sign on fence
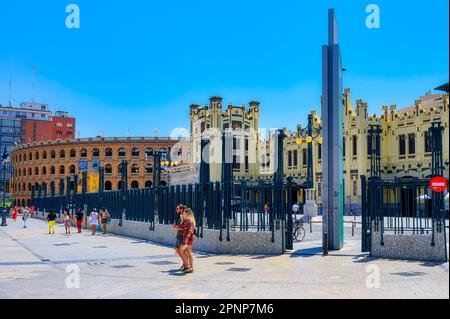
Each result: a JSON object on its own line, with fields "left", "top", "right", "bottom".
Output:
{"left": 430, "top": 176, "right": 447, "bottom": 193}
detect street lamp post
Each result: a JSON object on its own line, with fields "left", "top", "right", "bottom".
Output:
{"left": 119, "top": 160, "right": 128, "bottom": 227}
{"left": 296, "top": 113, "right": 322, "bottom": 218}
{"left": 152, "top": 150, "right": 179, "bottom": 187}
{"left": 1, "top": 146, "right": 9, "bottom": 226}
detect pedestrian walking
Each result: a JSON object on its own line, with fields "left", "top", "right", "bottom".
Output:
{"left": 22, "top": 206, "right": 30, "bottom": 228}
{"left": 179, "top": 208, "right": 196, "bottom": 274}
{"left": 30, "top": 205, "right": 36, "bottom": 218}
{"left": 89, "top": 208, "right": 99, "bottom": 235}
{"left": 264, "top": 203, "right": 269, "bottom": 215}
{"left": 100, "top": 208, "right": 110, "bottom": 234}
{"left": 63, "top": 209, "right": 72, "bottom": 234}
{"left": 12, "top": 206, "right": 18, "bottom": 222}
{"left": 75, "top": 208, "right": 84, "bottom": 233}
{"left": 47, "top": 209, "right": 57, "bottom": 235}
{"left": 171, "top": 204, "right": 187, "bottom": 270}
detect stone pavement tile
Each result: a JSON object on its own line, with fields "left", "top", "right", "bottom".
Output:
{"left": 0, "top": 218, "right": 448, "bottom": 299}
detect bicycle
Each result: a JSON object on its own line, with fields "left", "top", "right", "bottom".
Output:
{"left": 293, "top": 217, "right": 306, "bottom": 242}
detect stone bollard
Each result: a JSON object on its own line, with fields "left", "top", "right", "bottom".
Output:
{"left": 323, "top": 233, "right": 328, "bottom": 256}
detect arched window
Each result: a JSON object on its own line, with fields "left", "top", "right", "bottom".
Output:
{"left": 80, "top": 149, "right": 87, "bottom": 158}
{"left": 18, "top": 183, "right": 21, "bottom": 192}
{"left": 60, "top": 165, "right": 65, "bottom": 175}
{"left": 28, "top": 183, "right": 32, "bottom": 191}
{"left": 132, "top": 147, "right": 140, "bottom": 157}
{"left": 145, "top": 181, "right": 153, "bottom": 188}
{"left": 35, "top": 167, "right": 39, "bottom": 175}
{"left": 35, "top": 151, "right": 40, "bottom": 160}
{"left": 92, "top": 148, "right": 100, "bottom": 157}
{"left": 60, "top": 150, "right": 65, "bottom": 159}
{"left": 118, "top": 148, "right": 126, "bottom": 157}
{"left": 51, "top": 150, "right": 56, "bottom": 159}
{"left": 105, "top": 164, "right": 113, "bottom": 174}
{"left": 131, "top": 164, "right": 139, "bottom": 174}
{"left": 145, "top": 164, "right": 153, "bottom": 174}
{"left": 51, "top": 166, "right": 56, "bottom": 175}
{"left": 105, "top": 148, "right": 113, "bottom": 157}
{"left": 159, "top": 148, "right": 168, "bottom": 161}
{"left": 145, "top": 148, "right": 153, "bottom": 158}
{"left": 43, "top": 151, "right": 47, "bottom": 159}
{"left": 29, "top": 152, "right": 33, "bottom": 161}
{"left": 22, "top": 168, "right": 26, "bottom": 176}
{"left": 70, "top": 149, "right": 76, "bottom": 158}
{"left": 28, "top": 168, "right": 32, "bottom": 176}
{"left": 70, "top": 165, "right": 76, "bottom": 174}
{"left": 105, "top": 181, "right": 112, "bottom": 191}
{"left": 19, "top": 154, "right": 22, "bottom": 162}
{"left": 42, "top": 167, "right": 47, "bottom": 175}
{"left": 131, "top": 181, "right": 139, "bottom": 189}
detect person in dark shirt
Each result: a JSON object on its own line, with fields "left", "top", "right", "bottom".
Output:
{"left": 46, "top": 209, "right": 57, "bottom": 235}
{"left": 75, "top": 208, "right": 84, "bottom": 233}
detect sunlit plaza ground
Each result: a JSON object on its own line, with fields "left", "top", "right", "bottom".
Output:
{"left": 0, "top": 217, "right": 448, "bottom": 299}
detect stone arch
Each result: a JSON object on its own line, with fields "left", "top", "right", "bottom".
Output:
{"left": 131, "top": 181, "right": 139, "bottom": 189}
{"left": 105, "top": 181, "right": 112, "bottom": 191}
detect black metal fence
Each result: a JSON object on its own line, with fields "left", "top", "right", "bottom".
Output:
{"left": 361, "top": 176, "right": 448, "bottom": 252}
{"left": 32, "top": 179, "right": 296, "bottom": 244}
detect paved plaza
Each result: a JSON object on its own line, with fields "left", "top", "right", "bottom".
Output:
{"left": 0, "top": 217, "right": 448, "bottom": 299}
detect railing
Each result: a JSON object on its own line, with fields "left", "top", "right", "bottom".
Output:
{"left": 361, "top": 176, "right": 448, "bottom": 249}
{"left": 32, "top": 179, "right": 296, "bottom": 242}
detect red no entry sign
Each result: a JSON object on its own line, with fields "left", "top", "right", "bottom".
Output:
{"left": 430, "top": 176, "right": 448, "bottom": 193}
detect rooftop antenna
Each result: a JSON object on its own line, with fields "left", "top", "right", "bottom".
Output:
{"left": 8, "top": 71, "right": 12, "bottom": 107}
{"left": 126, "top": 128, "right": 130, "bottom": 137}
{"left": 32, "top": 64, "right": 37, "bottom": 103}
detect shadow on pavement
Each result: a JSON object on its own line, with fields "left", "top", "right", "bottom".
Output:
{"left": 161, "top": 269, "right": 188, "bottom": 276}
{"left": 290, "top": 246, "right": 322, "bottom": 258}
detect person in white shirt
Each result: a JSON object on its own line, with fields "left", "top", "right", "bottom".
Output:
{"left": 89, "top": 208, "right": 99, "bottom": 236}
{"left": 292, "top": 202, "right": 300, "bottom": 220}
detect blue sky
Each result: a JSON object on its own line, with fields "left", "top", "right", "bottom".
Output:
{"left": 0, "top": 0, "right": 448, "bottom": 138}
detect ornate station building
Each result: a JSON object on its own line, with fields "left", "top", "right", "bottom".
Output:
{"left": 283, "top": 88, "right": 449, "bottom": 212}
{"left": 11, "top": 136, "right": 186, "bottom": 206}
{"left": 190, "top": 88, "right": 449, "bottom": 213}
